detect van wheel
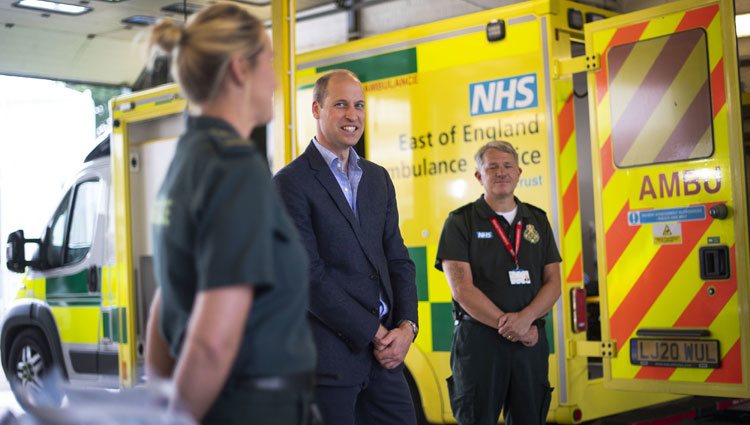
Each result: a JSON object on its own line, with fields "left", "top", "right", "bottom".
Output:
{"left": 5, "top": 328, "right": 62, "bottom": 406}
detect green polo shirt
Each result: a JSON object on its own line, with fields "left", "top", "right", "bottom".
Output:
{"left": 152, "top": 116, "right": 316, "bottom": 377}
{"left": 435, "top": 195, "right": 562, "bottom": 313}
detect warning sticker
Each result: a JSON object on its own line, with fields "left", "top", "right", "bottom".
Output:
{"left": 652, "top": 222, "right": 682, "bottom": 245}
{"left": 628, "top": 206, "right": 706, "bottom": 226}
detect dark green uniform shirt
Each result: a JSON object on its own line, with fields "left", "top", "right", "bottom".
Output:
{"left": 152, "top": 116, "right": 316, "bottom": 377}
{"left": 435, "top": 195, "right": 561, "bottom": 313}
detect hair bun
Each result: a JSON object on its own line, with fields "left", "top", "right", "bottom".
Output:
{"left": 150, "top": 18, "right": 183, "bottom": 54}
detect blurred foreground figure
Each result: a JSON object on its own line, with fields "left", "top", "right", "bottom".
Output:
{"left": 145, "top": 3, "right": 317, "bottom": 425}
{"left": 6, "top": 372, "right": 195, "bottom": 425}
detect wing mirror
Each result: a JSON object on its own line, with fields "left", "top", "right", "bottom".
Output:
{"left": 6, "top": 230, "right": 41, "bottom": 273}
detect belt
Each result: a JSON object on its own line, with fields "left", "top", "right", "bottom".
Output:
{"left": 232, "top": 371, "right": 315, "bottom": 392}
{"left": 455, "top": 312, "right": 545, "bottom": 329}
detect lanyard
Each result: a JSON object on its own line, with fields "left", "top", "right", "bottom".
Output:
{"left": 490, "top": 217, "right": 522, "bottom": 269}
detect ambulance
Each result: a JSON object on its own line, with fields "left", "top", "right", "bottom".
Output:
{"left": 2, "top": 85, "right": 186, "bottom": 397}
{"left": 287, "top": 0, "right": 750, "bottom": 422}
{"left": 2, "top": 0, "right": 748, "bottom": 423}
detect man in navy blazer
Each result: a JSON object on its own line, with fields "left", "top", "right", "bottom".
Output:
{"left": 273, "top": 70, "right": 418, "bottom": 425}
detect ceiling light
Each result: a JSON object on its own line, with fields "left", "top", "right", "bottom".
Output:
{"left": 161, "top": 2, "right": 202, "bottom": 15}
{"left": 12, "top": 0, "right": 91, "bottom": 15}
{"left": 122, "top": 15, "right": 157, "bottom": 26}
{"left": 737, "top": 13, "right": 750, "bottom": 38}
{"left": 231, "top": 0, "right": 271, "bottom": 5}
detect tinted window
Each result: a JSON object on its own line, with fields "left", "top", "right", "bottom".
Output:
{"left": 67, "top": 180, "right": 101, "bottom": 264}
{"left": 42, "top": 179, "right": 101, "bottom": 268}
{"left": 45, "top": 191, "right": 71, "bottom": 268}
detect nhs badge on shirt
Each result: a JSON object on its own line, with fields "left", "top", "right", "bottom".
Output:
{"left": 476, "top": 231, "right": 493, "bottom": 239}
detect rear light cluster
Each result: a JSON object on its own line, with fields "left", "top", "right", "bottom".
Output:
{"left": 570, "top": 287, "right": 588, "bottom": 332}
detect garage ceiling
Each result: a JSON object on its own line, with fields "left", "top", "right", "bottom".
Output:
{"left": 0, "top": 0, "right": 334, "bottom": 85}
{"left": 0, "top": 0, "right": 749, "bottom": 86}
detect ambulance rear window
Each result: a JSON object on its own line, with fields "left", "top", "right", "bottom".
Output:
{"left": 607, "top": 28, "right": 714, "bottom": 168}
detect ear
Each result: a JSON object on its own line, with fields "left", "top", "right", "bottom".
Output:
{"left": 227, "top": 54, "right": 248, "bottom": 86}
{"left": 518, "top": 166, "right": 523, "bottom": 176}
{"left": 474, "top": 170, "right": 482, "bottom": 183}
{"left": 312, "top": 100, "right": 322, "bottom": 119}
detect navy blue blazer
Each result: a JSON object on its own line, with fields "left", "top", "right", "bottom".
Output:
{"left": 273, "top": 141, "right": 417, "bottom": 386}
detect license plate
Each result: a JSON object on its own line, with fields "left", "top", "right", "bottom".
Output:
{"left": 630, "top": 338, "right": 720, "bottom": 368}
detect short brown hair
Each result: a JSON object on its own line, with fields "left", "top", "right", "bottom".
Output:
{"left": 312, "top": 70, "right": 361, "bottom": 106}
{"left": 474, "top": 141, "right": 519, "bottom": 169}
{"left": 149, "top": 3, "right": 264, "bottom": 104}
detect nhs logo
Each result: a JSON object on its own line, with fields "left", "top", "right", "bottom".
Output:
{"left": 470, "top": 73, "right": 538, "bottom": 116}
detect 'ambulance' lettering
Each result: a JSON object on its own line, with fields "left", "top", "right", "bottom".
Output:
{"left": 470, "top": 73, "right": 538, "bottom": 116}
{"left": 639, "top": 167, "right": 722, "bottom": 200}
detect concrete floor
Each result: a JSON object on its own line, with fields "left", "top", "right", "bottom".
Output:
{"left": 0, "top": 373, "right": 746, "bottom": 425}
{"left": 580, "top": 397, "right": 750, "bottom": 425}
{"left": 0, "top": 377, "right": 22, "bottom": 417}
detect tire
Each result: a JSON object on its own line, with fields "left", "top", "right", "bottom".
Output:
{"left": 5, "top": 328, "right": 62, "bottom": 406}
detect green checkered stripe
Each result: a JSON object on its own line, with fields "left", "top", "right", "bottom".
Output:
{"left": 408, "top": 246, "right": 553, "bottom": 354}
{"left": 408, "top": 246, "right": 454, "bottom": 352}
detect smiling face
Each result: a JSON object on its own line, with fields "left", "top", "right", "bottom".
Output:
{"left": 475, "top": 148, "right": 522, "bottom": 201}
{"left": 312, "top": 73, "right": 365, "bottom": 156}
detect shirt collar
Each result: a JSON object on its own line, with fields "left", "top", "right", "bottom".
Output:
{"left": 475, "top": 195, "right": 530, "bottom": 220}
{"left": 312, "top": 137, "right": 360, "bottom": 170}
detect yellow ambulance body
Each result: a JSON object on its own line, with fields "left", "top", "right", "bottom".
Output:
{"left": 290, "top": 0, "right": 750, "bottom": 422}
{"left": 3, "top": 1, "right": 747, "bottom": 422}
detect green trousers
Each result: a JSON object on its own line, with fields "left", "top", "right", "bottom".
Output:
{"left": 448, "top": 320, "right": 553, "bottom": 425}
{"left": 203, "top": 385, "right": 315, "bottom": 425}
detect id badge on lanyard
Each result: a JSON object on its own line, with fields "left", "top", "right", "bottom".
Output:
{"left": 489, "top": 217, "right": 531, "bottom": 285}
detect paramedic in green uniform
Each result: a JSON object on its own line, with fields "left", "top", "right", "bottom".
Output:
{"left": 436, "top": 141, "right": 562, "bottom": 425}
{"left": 144, "top": 4, "right": 316, "bottom": 425}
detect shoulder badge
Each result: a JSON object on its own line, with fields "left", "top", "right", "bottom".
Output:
{"left": 523, "top": 224, "right": 540, "bottom": 244}
{"left": 207, "top": 128, "right": 255, "bottom": 156}
{"left": 151, "top": 197, "right": 172, "bottom": 227}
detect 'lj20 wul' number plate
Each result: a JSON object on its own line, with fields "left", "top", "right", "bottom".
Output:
{"left": 630, "top": 338, "right": 720, "bottom": 368}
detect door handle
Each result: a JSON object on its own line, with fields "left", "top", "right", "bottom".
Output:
{"left": 699, "top": 245, "right": 730, "bottom": 280}
{"left": 87, "top": 266, "right": 99, "bottom": 292}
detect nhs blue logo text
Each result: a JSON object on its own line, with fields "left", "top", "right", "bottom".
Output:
{"left": 470, "top": 73, "right": 538, "bottom": 116}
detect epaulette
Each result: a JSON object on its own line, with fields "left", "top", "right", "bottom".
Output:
{"left": 523, "top": 202, "right": 548, "bottom": 217}
{"left": 206, "top": 128, "right": 256, "bottom": 156}
{"left": 451, "top": 202, "right": 474, "bottom": 216}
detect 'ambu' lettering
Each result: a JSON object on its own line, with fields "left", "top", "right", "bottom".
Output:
{"left": 639, "top": 167, "right": 722, "bottom": 200}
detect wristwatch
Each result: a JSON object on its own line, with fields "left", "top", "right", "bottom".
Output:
{"left": 399, "top": 319, "right": 419, "bottom": 340}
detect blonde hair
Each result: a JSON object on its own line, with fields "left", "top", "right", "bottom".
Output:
{"left": 149, "top": 3, "right": 264, "bottom": 104}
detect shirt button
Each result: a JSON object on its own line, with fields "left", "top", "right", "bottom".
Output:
{"left": 370, "top": 307, "right": 378, "bottom": 315}
{"left": 369, "top": 274, "right": 378, "bottom": 280}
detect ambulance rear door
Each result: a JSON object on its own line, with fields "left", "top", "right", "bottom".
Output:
{"left": 586, "top": 0, "right": 750, "bottom": 397}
